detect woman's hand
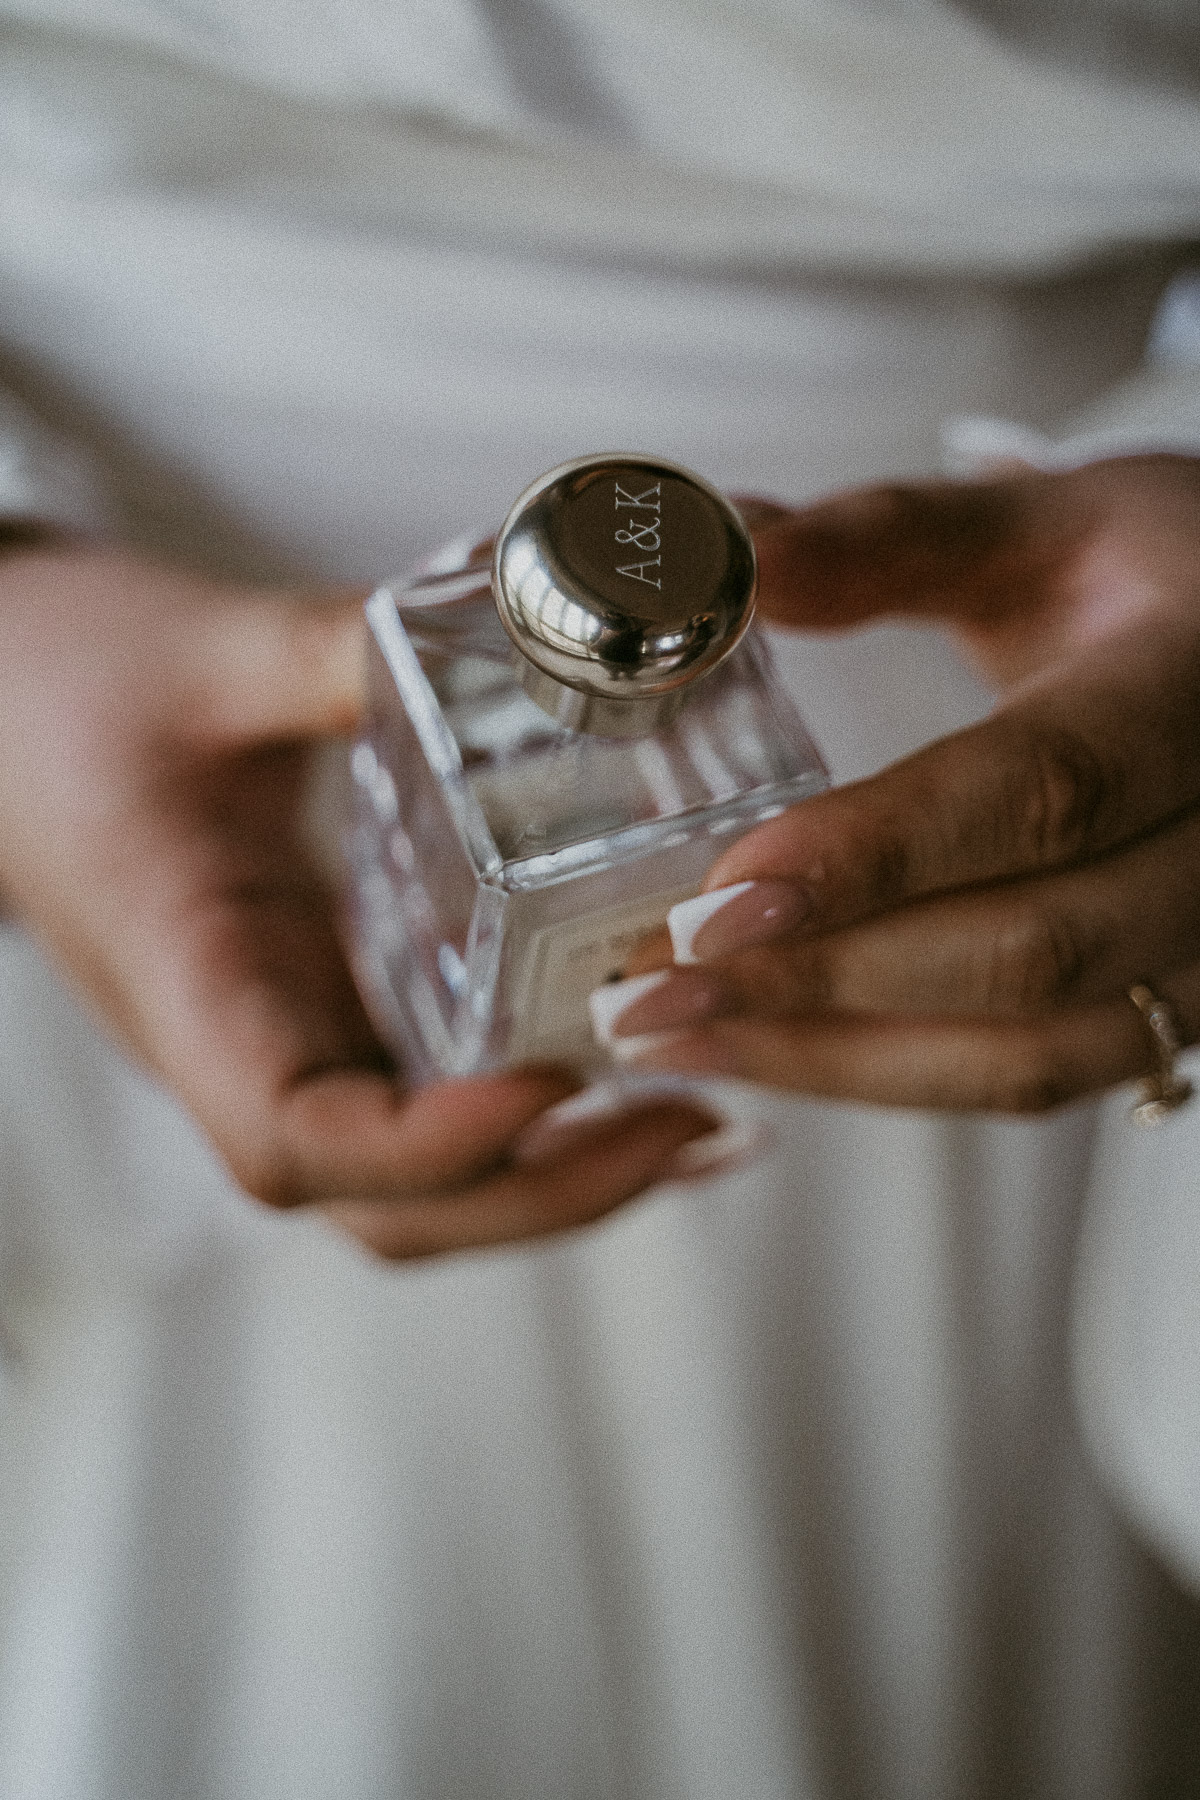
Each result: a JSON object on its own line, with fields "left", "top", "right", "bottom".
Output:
{"left": 0, "top": 541, "right": 716, "bottom": 1253}
{"left": 598, "top": 455, "right": 1200, "bottom": 1112}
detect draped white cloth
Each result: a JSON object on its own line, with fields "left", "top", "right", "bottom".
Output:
{"left": 2, "top": 4, "right": 1200, "bottom": 1795}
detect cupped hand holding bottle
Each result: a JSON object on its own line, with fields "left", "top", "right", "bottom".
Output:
{"left": 0, "top": 538, "right": 719, "bottom": 1256}
{"left": 597, "top": 455, "right": 1200, "bottom": 1113}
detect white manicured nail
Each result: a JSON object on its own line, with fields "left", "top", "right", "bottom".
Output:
{"left": 668, "top": 883, "right": 756, "bottom": 963}
{"left": 588, "top": 970, "right": 672, "bottom": 1047}
{"left": 667, "top": 1117, "right": 773, "bottom": 1182}
{"left": 512, "top": 1082, "right": 649, "bottom": 1164}
{"left": 669, "top": 880, "right": 807, "bottom": 964}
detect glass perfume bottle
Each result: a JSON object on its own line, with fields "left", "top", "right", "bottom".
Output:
{"left": 345, "top": 454, "right": 827, "bottom": 1084}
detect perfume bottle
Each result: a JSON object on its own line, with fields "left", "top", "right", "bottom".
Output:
{"left": 345, "top": 454, "right": 827, "bottom": 1084}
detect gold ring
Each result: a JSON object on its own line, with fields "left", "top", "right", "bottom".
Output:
{"left": 1128, "top": 983, "right": 1194, "bottom": 1126}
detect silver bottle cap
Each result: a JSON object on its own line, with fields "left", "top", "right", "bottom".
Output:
{"left": 492, "top": 453, "right": 756, "bottom": 737}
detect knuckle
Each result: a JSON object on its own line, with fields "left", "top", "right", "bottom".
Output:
{"left": 749, "top": 939, "right": 835, "bottom": 1011}
{"left": 860, "top": 823, "right": 918, "bottom": 910}
{"left": 1006, "top": 726, "right": 1112, "bottom": 868}
{"left": 981, "top": 908, "right": 1089, "bottom": 1013}
{"left": 798, "top": 945, "right": 838, "bottom": 1011}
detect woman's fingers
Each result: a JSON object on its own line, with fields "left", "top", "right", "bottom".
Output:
{"left": 110, "top": 855, "right": 574, "bottom": 1204}
{"left": 752, "top": 471, "right": 1073, "bottom": 633}
{"left": 697, "top": 615, "right": 1200, "bottom": 944}
{"left": 618, "top": 461, "right": 1200, "bottom": 1115}
{"left": 719, "top": 460, "right": 1200, "bottom": 950}
{"left": 622, "top": 962, "right": 1200, "bottom": 1114}
{"left": 319, "top": 1100, "right": 722, "bottom": 1259}
{"left": 598, "top": 788, "right": 1200, "bottom": 1114}
{"left": 0, "top": 547, "right": 369, "bottom": 750}
{"left": 749, "top": 458, "right": 1200, "bottom": 640}
{"left": 114, "top": 828, "right": 720, "bottom": 1232}
{"left": 0, "top": 542, "right": 724, "bottom": 1259}
{"left": 189, "top": 589, "right": 368, "bottom": 743}
{"left": 614, "top": 799, "right": 1200, "bottom": 1030}
{"left": 234, "top": 1065, "right": 584, "bottom": 1208}
{"left": 132, "top": 871, "right": 720, "bottom": 1224}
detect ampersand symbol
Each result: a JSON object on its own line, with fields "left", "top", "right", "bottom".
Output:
{"left": 615, "top": 519, "right": 661, "bottom": 550}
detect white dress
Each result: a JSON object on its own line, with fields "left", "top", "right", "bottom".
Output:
{"left": 2, "top": 4, "right": 1200, "bottom": 1795}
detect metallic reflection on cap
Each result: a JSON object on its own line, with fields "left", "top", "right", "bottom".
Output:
{"left": 492, "top": 453, "right": 756, "bottom": 737}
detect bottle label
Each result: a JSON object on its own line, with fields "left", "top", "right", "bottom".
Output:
{"left": 508, "top": 885, "right": 695, "bottom": 1064}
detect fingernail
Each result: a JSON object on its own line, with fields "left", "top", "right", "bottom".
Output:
{"left": 511, "top": 1084, "right": 667, "bottom": 1165}
{"left": 588, "top": 968, "right": 723, "bottom": 1061}
{"left": 668, "top": 880, "right": 807, "bottom": 965}
{"left": 512, "top": 1086, "right": 721, "bottom": 1167}
{"left": 666, "top": 1116, "right": 773, "bottom": 1184}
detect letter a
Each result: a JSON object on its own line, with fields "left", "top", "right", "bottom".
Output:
{"left": 616, "top": 557, "right": 662, "bottom": 588}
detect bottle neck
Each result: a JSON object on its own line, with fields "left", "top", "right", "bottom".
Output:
{"left": 518, "top": 659, "right": 688, "bottom": 737}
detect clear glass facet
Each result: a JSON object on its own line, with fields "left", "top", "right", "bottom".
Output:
{"left": 344, "top": 542, "right": 828, "bottom": 1083}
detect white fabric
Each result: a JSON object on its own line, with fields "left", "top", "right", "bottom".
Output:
{"left": 0, "top": 391, "right": 112, "bottom": 532}
{"left": 3, "top": 4, "right": 1200, "bottom": 1797}
{"left": 946, "top": 363, "right": 1200, "bottom": 472}
{"left": 954, "top": 342, "right": 1200, "bottom": 1607}
{"left": 941, "top": 355, "right": 1200, "bottom": 1622}
{"left": 1, "top": 0, "right": 1200, "bottom": 288}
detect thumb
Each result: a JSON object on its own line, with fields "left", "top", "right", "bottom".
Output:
{"left": 192, "top": 589, "right": 368, "bottom": 743}
{"left": 751, "top": 473, "right": 1063, "bottom": 634}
